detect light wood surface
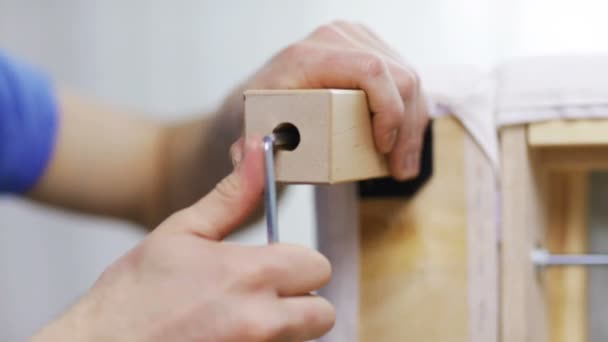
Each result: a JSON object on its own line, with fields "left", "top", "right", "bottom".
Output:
{"left": 500, "top": 125, "right": 548, "bottom": 342}
{"left": 528, "top": 119, "right": 608, "bottom": 147}
{"left": 360, "top": 117, "right": 469, "bottom": 342}
{"left": 244, "top": 89, "right": 388, "bottom": 184}
{"left": 545, "top": 171, "right": 588, "bottom": 342}
{"left": 330, "top": 90, "right": 388, "bottom": 182}
{"left": 464, "top": 135, "right": 499, "bottom": 342}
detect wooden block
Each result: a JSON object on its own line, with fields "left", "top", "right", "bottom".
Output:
{"left": 528, "top": 119, "right": 608, "bottom": 147}
{"left": 244, "top": 89, "right": 388, "bottom": 184}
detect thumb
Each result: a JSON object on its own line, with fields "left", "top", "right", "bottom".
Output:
{"left": 171, "top": 136, "right": 265, "bottom": 240}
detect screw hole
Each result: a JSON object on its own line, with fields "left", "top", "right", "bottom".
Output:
{"left": 272, "top": 122, "right": 300, "bottom": 151}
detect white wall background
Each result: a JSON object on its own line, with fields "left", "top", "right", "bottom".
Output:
{"left": 1, "top": 0, "right": 608, "bottom": 340}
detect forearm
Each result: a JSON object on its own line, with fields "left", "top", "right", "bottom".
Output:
{"left": 29, "top": 88, "right": 245, "bottom": 228}
{"left": 29, "top": 90, "right": 168, "bottom": 225}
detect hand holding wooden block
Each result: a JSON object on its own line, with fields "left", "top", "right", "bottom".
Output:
{"left": 244, "top": 89, "right": 389, "bottom": 184}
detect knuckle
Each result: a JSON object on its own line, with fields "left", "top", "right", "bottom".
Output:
{"left": 311, "top": 23, "right": 340, "bottom": 39}
{"left": 395, "top": 68, "right": 418, "bottom": 97}
{"left": 239, "top": 313, "right": 285, "bottom": 340}
{"left": 241, "top": 263, "right": 268, "bottom": 289}
{"left": 212, "top": 175, "right": 240, "bottom": 205}
{"left": 374, "top": 110, "right": 403, "bottom": 130}
{"left": 360, "top": 52, "right": 386, "bottom": 79}
{"left": 279, "top": 42, "right": 311, "bottom": 61}
{"left": 242, "top": 259, "right": 284, "bottom": 289}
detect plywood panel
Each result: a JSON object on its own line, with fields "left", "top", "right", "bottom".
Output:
{"left": 360, "top": 117, "right": 469, "bottom": 342}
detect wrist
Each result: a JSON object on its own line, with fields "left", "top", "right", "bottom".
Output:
{"left": 31, "top": 306, "right": 99, "bottom": 342}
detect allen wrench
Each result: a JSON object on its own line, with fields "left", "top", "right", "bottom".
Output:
{"left": 262, "top": 124, "right": 300, "bottom": 244}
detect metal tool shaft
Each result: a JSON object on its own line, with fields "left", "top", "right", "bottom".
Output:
{"left": 262, "top": 125, "right": 300, "bottom": 244}
{"left": 263, "top": 135, "right": 279, "bottom": 243}
{"left": 532, "top": 248, "right": 608, "bottom": 266}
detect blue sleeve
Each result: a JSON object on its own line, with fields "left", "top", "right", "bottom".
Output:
{"left": 0, "top": 51, "right": 58, "bottom": 194}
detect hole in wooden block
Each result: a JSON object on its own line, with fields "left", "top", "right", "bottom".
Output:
{"left": 272, "top": 122, "right": 301, "bottom": 151}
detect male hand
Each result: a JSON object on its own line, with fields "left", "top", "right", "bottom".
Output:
{"left": 159, "top": 21, "right": 429, "bottom": 228}
{"left": 243, "top": 20, "right": 429, "bottom": 180}
{"left": 33, "top": 137, "right": 334, "bottom": 342}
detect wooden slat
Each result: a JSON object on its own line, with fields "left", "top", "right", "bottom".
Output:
{"left": 528, "top": 119, "right": 608, "bottom": 147}
{"left": 545, "top": 171, "right": 588, "bottom": 342}
{"left": 360, "top": 117, "right": 469, "bottom": 342}
{"left": 536, "top": 147, "right": 608, "bottom": 172}
{"left": 501, "top": 125, "right": 548, "bottom": 342}
{"left": 465, "top": 135, "right": 499, "bottom": 342}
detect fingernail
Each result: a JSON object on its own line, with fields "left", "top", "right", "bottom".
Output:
{"left": 386, "top": 129, "right": 398, "bottom": 152}
{"left": 230, "top": 138, "right": 244, "bottom": 168}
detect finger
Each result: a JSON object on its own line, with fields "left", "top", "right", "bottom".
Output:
{"left": 297, "top": 43, "right": 405, "bottom": 153}
{"left": 253, "top": 243, "right": 331, "bottom": 296}
{"left": 316, "top": 22, "right": 427, "bottom": 180}
{"left": 387, "top": 65, "right": 424, "bottom": 179}
{"left": 389, "top": 90, "right": 429, "bottom": 180}
{"left": 166, "top": 136, "right": 264, "bottom": 240}
{"left": 280, "top": 295, "right": 336, "bottom": 341}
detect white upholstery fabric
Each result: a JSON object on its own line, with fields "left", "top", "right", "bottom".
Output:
{"left": 421, "top": 55, "right": 608, "bottom": 167}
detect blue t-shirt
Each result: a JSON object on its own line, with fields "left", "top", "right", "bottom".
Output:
{"left": 0, "top": 51, "right": 58, "bottom": 193}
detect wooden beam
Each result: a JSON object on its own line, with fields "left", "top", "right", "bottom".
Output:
{"left": 545, "top": 171, "right": 588, "bottom": 342}
{"left": 500, "top": 125, "right": 548, "bottom": 342}
{"left": 529, "top": 119, "right": 608, "bottom": 147}
{"left": 465, "top": 135, "right": 499, "bottom": 342}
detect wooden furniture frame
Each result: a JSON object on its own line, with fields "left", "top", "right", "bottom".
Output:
{"left": 247, "top": 90, "right": 604, "bottom": 341}
{"left": 318, "top": 117, "right": 499, "bottom": 342}
{"left": 501, "top": 119, "right": 608, "bottom": 342}
{"left": 318, "top": 118, "right": 606, "bottom": 342}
